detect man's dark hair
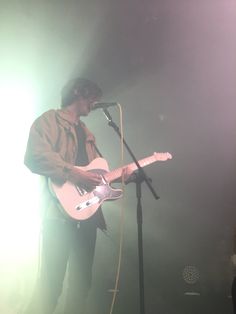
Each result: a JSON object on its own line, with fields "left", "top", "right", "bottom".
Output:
{"left": 61, "top": 78, "right": 102, "bottom": 107}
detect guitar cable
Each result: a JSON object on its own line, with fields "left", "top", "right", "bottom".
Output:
{"left": 108, "top": 103, "right": 126, "bottom": 314}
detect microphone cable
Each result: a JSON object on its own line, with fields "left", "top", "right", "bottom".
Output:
{"left": 108, "top": 103, "right": 126, "bottom": 314}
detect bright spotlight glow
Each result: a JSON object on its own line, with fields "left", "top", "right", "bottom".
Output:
{"left": 0, "top": 78, "right": 42, "bottom": 312}
{"left": 0, "top": 78, "right": 41, "bottom": 245}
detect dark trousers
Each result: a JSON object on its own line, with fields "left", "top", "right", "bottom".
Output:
{"left": 24, "top": 218, "right": 97, "bottom": 314}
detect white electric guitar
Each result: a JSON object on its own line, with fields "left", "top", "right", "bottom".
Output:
{"left": 49, "top": 152, "right": 172, "bottom": 221}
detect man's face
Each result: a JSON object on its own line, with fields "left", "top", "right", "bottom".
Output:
{"left": 75, "top": 95, "right": 98, "bottom": 116}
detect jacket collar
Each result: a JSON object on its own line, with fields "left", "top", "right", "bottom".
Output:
{"left": 55, "top": 109, "right": 95, "bottom": 142}
{"left": 56, "top": 109, "right": 78, "bottom": 125}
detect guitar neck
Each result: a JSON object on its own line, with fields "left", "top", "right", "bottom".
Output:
{"left": 104, "top": 155, "right": 157, "bottom": 183}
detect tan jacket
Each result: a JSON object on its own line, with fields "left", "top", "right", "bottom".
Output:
{"left": 24, "top": 109, "right": 106, "bottom": 229}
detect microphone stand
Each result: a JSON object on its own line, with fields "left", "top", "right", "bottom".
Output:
{"left": 102, "top": 108, "right": 160, "bottom": 314}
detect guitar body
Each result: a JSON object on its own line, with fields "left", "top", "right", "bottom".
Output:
{"left": 49, "top": 158, "right": 123, "bottom": 221}
{"left": 49, "top": 152, "right": 172, "bottom": 221}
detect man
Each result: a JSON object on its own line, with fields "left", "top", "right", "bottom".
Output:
{"left": 24, "top": 78, "right": 130, "bottom": 314}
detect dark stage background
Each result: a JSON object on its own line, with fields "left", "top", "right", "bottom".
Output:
{"left": 0, "top": 1, "right": 236, "bottom": 313}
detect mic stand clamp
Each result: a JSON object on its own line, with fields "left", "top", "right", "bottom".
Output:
{"left": 125, "top": 170, "right": 152, "bottom": 185}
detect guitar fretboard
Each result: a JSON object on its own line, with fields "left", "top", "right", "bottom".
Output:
{"left": 104, "top": 154, "right": 158, "bottom": 183}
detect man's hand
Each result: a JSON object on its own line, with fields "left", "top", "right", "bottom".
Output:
{"left": 69, "top": 167, "right": 102, "bottom": 190}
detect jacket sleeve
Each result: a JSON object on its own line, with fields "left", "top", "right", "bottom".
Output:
{"left": 24, "top": 111, "right": 73, "bottom": 184}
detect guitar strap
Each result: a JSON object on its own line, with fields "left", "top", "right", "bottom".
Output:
{"left": 93, "top": 143, "right": 103, "bottom": 158}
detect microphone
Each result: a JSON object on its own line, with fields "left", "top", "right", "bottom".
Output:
{"left": 92, "top": 102, "right": 118, "bottom": 110}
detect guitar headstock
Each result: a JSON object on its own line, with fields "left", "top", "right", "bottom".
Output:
{"left": 153, "top": 152, "right": 172, "bottom": 161}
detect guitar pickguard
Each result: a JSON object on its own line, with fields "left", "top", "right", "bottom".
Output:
{"left": 75, "top": 183, "right": 123, "bottom": 212}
